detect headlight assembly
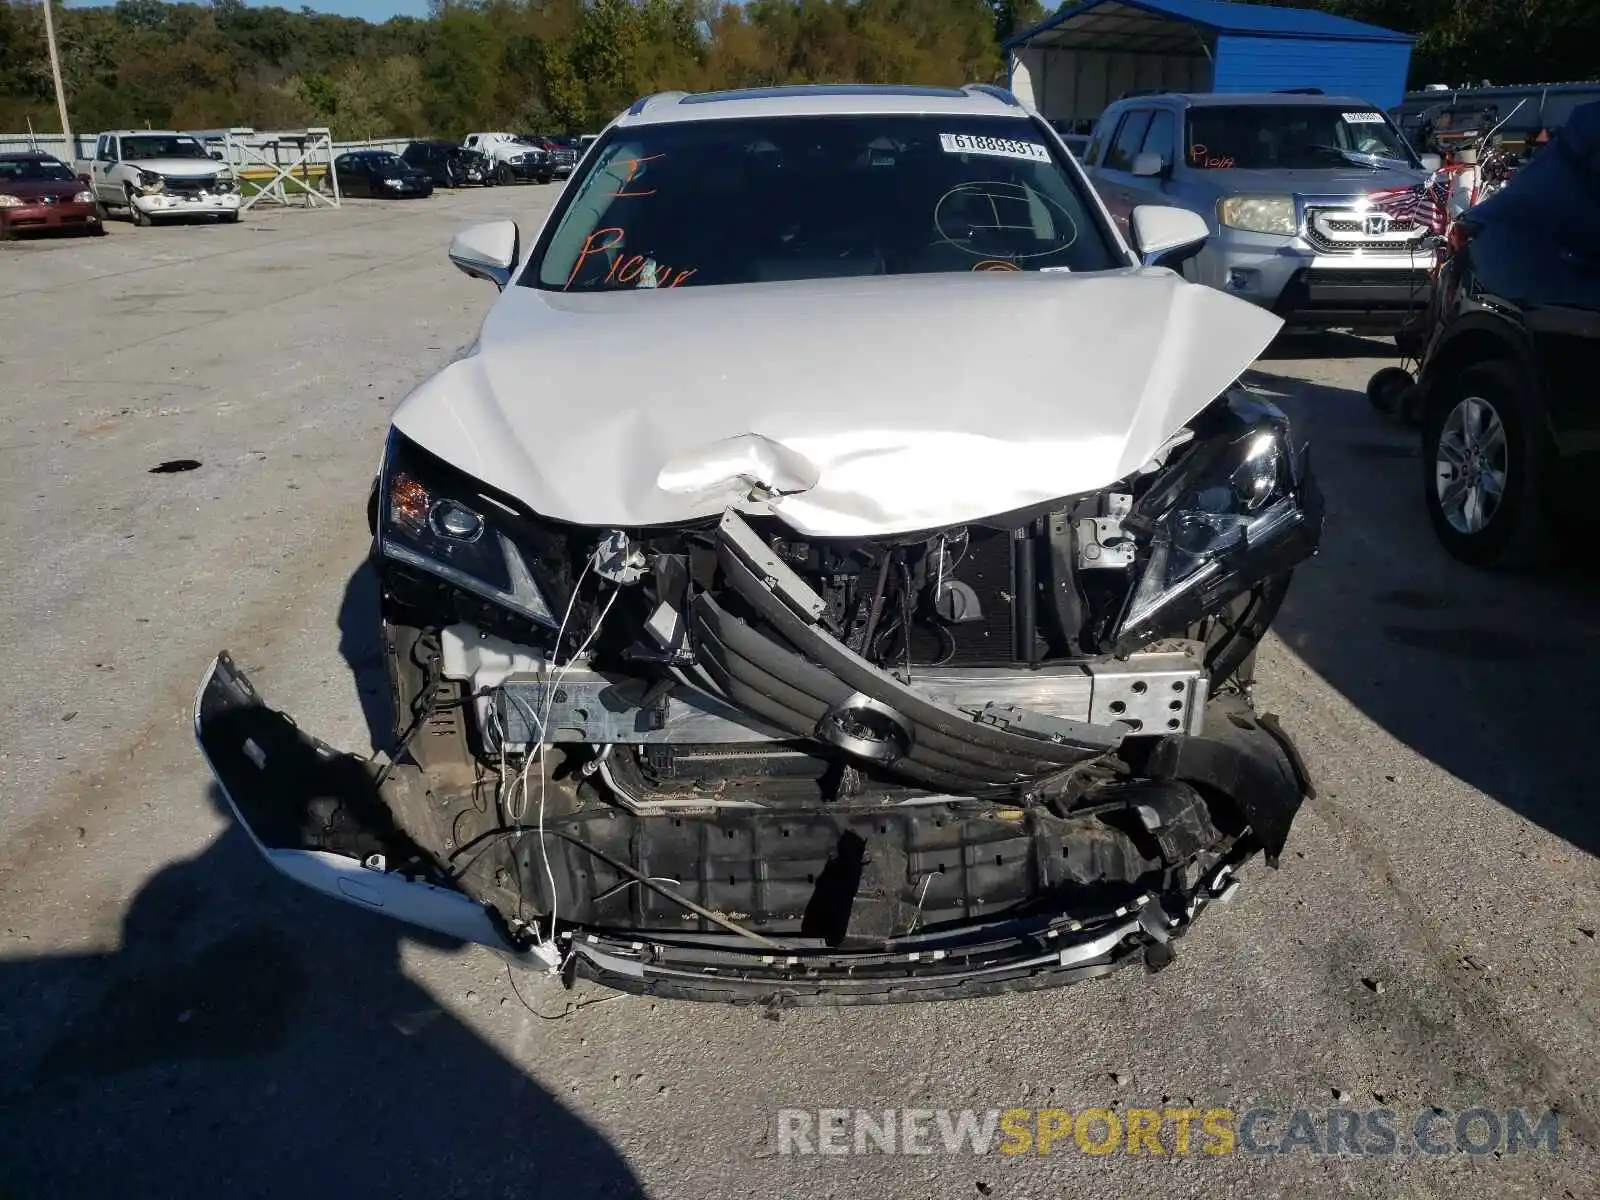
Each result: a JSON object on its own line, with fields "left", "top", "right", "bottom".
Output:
{"left": 1116, "top": 403, "right": 1322, "bottom": 649}
{"left": 377, "top": 432, "right": 561, "bottom": 628}
{"left": 0, "top": 194, "right": 21, "bottom": 208}
{"left": 1217, "top": 195, "right": 1297, "bottom": 236}
{"left": 136, "top": 170, "right": 165, "bottom": 195}
{"left": 73, "top": 190, "right": 95, "bottom": 204}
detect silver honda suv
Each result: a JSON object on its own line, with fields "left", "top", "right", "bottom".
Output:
{"left": 1083, "top": 91, "right": 1438, "bottom": 333}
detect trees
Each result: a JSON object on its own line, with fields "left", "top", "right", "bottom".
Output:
{"left": 0, "top": 0, "right": 1590, "bottom": 140}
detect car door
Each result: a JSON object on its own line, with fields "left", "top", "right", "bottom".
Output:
{"left": 1089, "top": 110, "right": 1154, "bottom": 236}
{"left": 93, "top": 135, "right": 120, "bottom": 204}
{"left": 1123, "top": 108, "right": 1178, "bottom": 211}
{"left": 335, "top": 155, "right": 364, "bottom": 197}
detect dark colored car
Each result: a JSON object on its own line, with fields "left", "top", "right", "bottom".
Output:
{"left": 518, "top": 134, "right": 579, "bottom": 177}
{"left": 1414, "top": 101, "right": 1600, "bottom": 566}
{"left": 0, "top": 152, "right": 103, "bottom": 239}
{"left": 333, "top": 151, "right": 434, "bottom": 199}
{"left": 400, "top": 140, "right": 491, "bottom": 188}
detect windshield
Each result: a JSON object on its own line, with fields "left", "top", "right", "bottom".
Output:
{"left": 1185, "top": 105, "right": 1417, "bottom": 170}
{"left": 360, "top": 154, "right": 405, "bottom": 171}
{"left": 0, "top": 158, "right": 76, "bottom": 182}
{"left": 120, "top": 135, "right": 209, "bottom": 160}
{"left": 528, "top": 114, "right": 1120, "bottom": 292}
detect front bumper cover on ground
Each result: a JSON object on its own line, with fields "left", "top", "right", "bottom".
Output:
{"left": 195, "top": 652, "right": 1311, "bottom": 1004}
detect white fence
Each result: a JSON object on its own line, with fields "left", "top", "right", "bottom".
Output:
{"left": 0, "top": 131, "right": 417, "bottom": 162}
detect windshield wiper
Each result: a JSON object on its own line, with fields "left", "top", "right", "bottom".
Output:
{"left": 1309, "top": 145, "right": 1416, "bottom": 172}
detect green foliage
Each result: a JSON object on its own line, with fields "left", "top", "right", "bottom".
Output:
{"left": 0, "top": 0, "right": 1594, "bottom": 138}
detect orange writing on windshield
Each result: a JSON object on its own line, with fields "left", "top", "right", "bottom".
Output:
{"left": 567, "top": 226, "right": 625, "bottom": 288}
{"left": 1188, "top": 144, "right": 1236, "bottom": 169}
{"left": 611, "top": 153, "right": 666, "bottom": 198}
{"left": 565, "top": 226, "right": 696, "bottom": 290}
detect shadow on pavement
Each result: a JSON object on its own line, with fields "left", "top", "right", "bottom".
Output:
{"left": 338, "top": 558, "right": 395, "bottom": 756}
{"left": 1259, "top": 331, "right": 1400, "bottom": 361}
{"left": 1249, "top": 366, "right": 1600, "bottom": 860}
{"left": 0, "top": 784, "right": 643, "bottom": 1200}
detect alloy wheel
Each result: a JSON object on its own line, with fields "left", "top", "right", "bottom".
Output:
{"left": 1434, "top": 395, "right": 1508, "bottom": 534}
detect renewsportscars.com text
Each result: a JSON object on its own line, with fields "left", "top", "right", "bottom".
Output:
{"left": 775, "top": 1106, "right": 1560, "bottom": 1157}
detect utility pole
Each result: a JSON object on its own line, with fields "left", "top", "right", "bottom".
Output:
{"left": 39, "top": 0, "right": 74, "bottom": 154}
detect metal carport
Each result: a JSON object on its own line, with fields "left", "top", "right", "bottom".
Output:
{"left": 1006, "top": 0, "right": 1414, "bottom": 131}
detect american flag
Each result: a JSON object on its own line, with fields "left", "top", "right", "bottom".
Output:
{"left": 1415, "top": 172, "right": 1453, "bottom": 235}
{"left": 1366, "top": 178, "right": 1452, "bottom": 235}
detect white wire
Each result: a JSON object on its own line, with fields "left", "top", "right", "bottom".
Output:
{"left": 503, "top": 552, "right": 629, "bottom": 958}
{"left": 531, "top": 583, "right": 620, "bottom": 954}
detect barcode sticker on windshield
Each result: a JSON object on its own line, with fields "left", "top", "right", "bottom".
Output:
{"left": 940, "top": 133, "right": 1051, "bottom": 163}
{"left": 1342, "top": 111, "right": 1387, "bottom": 124}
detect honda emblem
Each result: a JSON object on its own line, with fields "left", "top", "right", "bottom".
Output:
{"left": 1363, "top": 212, "right": 1390, "bottom": 236}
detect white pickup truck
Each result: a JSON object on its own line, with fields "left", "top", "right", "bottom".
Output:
{"left": 76, "top": 131, "right": 242, "bottom": 226}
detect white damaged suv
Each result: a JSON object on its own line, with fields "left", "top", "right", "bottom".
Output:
{"left": 197, "top": 84, "right": 1322, "bottom": 1004}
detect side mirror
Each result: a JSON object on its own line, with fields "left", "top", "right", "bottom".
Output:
{"left": 1131, "top": 152, "right": 1166, "bottom": 178}
{"left": 1419, "top": 152, "right": 1442, "bottom": 172}
{"left": 448, "top": 220, "right": 520, "bottom": 289}
{"left": 1130, "top": 205, "right": 1210, "bottom": 270}
{"left": 208, "top": 149, "right": 224, "bottom": 161}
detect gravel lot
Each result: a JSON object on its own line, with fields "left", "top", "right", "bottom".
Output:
{"left": 2, "top": 188, "right": 1598, "bottom": 1199}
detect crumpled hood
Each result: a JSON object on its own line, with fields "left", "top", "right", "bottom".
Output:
{"left": 390, "top": 269, "right": 1281, "bottom": 537}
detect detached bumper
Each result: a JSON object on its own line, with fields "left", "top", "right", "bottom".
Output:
{"left": 132, "top": 192, "right": 241, "bottom": 217}
{"left": 193, "top": 653, "right": 513, "bottom": 951}
{"left": 194, "top": 650, "right": 1311, "bottom": 1004}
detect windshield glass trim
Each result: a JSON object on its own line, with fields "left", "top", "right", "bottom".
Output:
{"left": 518, "top": 113, "right": 1122, "bottom": 293}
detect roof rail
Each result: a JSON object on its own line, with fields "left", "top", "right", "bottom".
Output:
{"left": 1117, "top": 88, "right": 1171, "bottom": 100}
{"left": 963, "top": 83, "right": 1021, "bottom": 107}
{"left": 626, "top": 91, "right": 688, "bottom": 116}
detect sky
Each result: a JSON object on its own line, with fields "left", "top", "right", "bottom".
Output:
{"left": 65, "top": 0, "right": 433, "bottom": 20}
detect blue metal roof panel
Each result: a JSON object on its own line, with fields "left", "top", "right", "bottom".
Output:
{"left": 1212, "top": 34, "right": 1413, "bottom": 109}
{"left": 1006, "top": 0, "right": 1414, "bottom": 50}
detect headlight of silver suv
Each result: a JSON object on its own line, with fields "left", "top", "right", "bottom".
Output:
{"left": 1217, "top": 195, "right": 1297, "bottom": 236}
{"left": 377, "top": 431, "right": 561, "bottom": 627}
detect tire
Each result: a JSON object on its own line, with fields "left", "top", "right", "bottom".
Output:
{"left": 444, "top": 165, "right": 457, "bottom": 189}
{"left": 1421, "top": 360, "right": 1547, "bottom": 568}
{"left": 496, "top": 163, "right": 515, "bottom": 186}
{"left": 223, "top": 211, "right": 240, "bottom": 224}
{"left": 128, "top": 188, "right": 152, "bottom": 226}
{"left": 1366, "top": 366, "right": 1413, "bottom": 417}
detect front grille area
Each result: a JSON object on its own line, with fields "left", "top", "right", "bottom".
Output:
{"left": 1304, "top": 206, "right": 1427, "bottom": 256}
{"left": 1303, "top": 268, "right": 1430, "bottom": 290}
{"left": 162, "top": 177, "right": 216, "bottom": 197}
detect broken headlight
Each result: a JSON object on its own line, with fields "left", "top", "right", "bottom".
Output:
{"left": 1117, "top": 407, "right": 1314, "bottom": 643}
{"left": 377, "top": 430, "right": 560, "bottom": 627}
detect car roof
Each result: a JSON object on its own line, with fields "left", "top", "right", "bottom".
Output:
{"left": 105, "top": 129, "right": 188, "bottom": 136}
{"left": 0, "top": 150, "right": 63, "bottom": 161}
{"left": 615, "top": 83, "right": 1028, "bottom": 127}
{"left": 1111, "top": 92, "right": 1380, "bottom": 110}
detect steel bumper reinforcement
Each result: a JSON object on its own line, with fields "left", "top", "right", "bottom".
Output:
{"left": 195, "top": 650, "right": 1309, "bottom": 1003}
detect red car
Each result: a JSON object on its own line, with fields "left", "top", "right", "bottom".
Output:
{"left": 0, "top": 152, "right": 104, "bottom": 239}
